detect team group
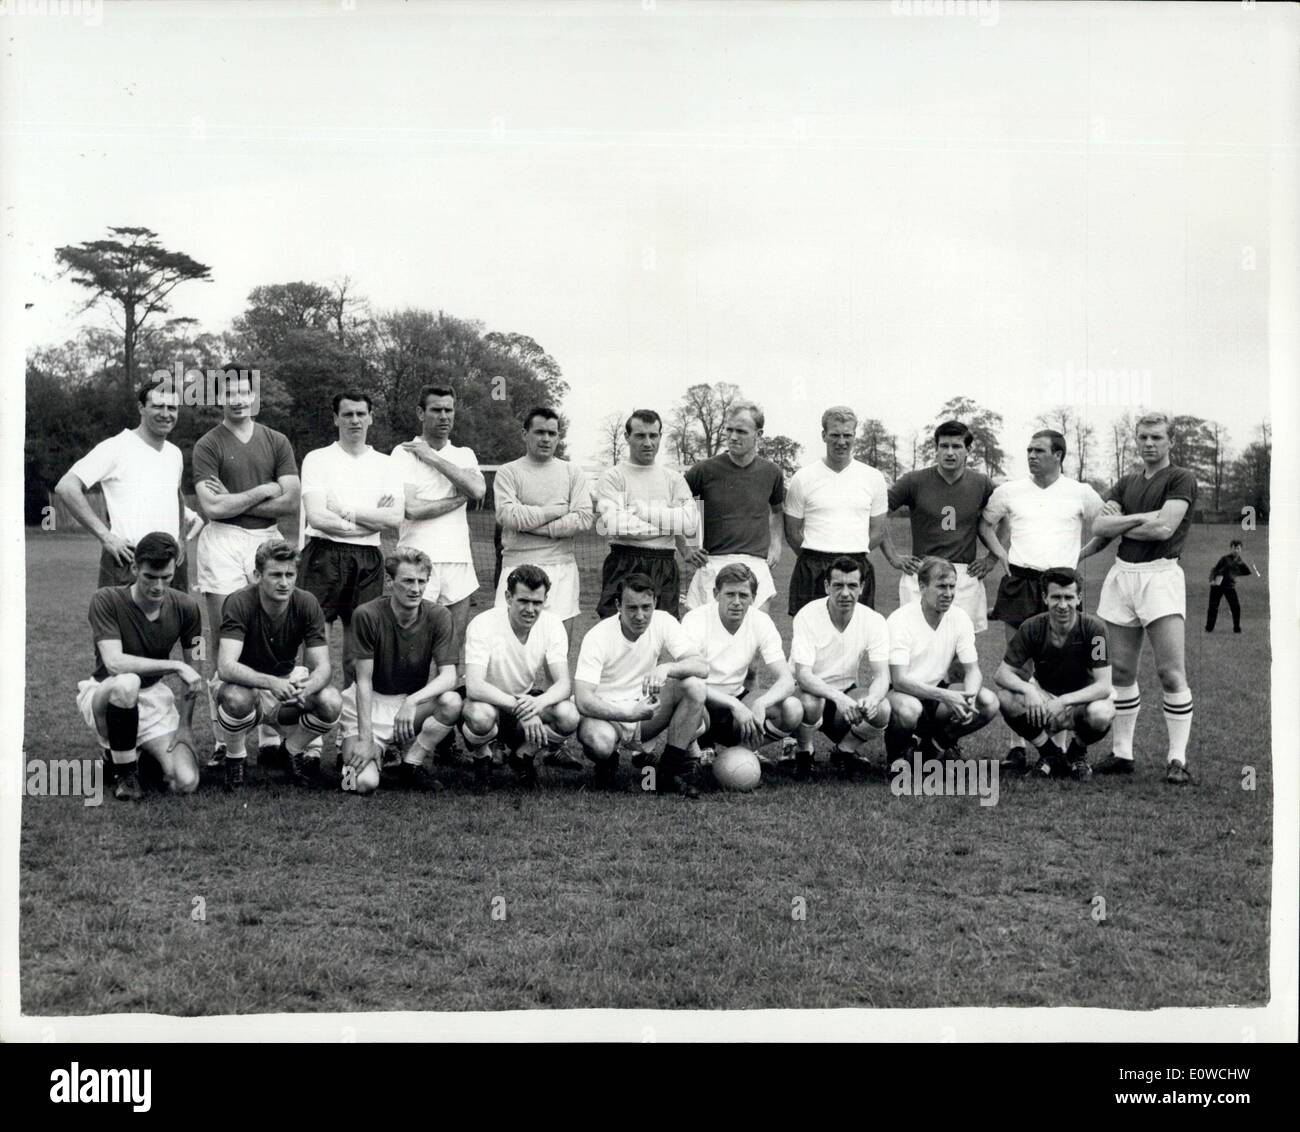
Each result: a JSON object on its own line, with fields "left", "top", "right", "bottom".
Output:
{"left": 55, "top": 372, "right": 1205, "bottom": 800}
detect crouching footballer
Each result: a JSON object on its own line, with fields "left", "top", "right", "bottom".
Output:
{"left": 459, "top": 564, "right": 580, "bottom": 789}
{"left": 213, "top": 538, "right": 342, "bottom": 788}
{"left": 77, "top": 532, "right": 204, "bottom": 800}
{"left": 339, "top": 547, "right": 463, "bottom": 794}
{"left": 994, "top": 566, "right": 1115, "bottom": 781}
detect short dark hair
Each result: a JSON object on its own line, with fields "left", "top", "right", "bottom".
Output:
{"left": 1229, "top": 539, "right": 1243, "bottom": 549}
{"left": 714, "top": 563, "right": 758, "bottom": 596}
{"left": 825, "top": 555, "right": 865, "bottom": 585}
{"left": 137, "top": 378, "right": 178, "bottom": 407}
{"left": 617, "top": 572, "right": 657, "bottom": 602}
{"left": 507, "top": 564, "right": 552, "bottom": 595}
{"left": 133, "top": 531, "right": 179, "bottom": 570}
{"left": 934, "top": 420, "right": 973, "bottom": 448}
{"left": 419, "top": 385, "right": 456, "bottom": 410}
{"left": 523, "top": 405, "right": 559, "bottom": 431}
{"left": 1041, "top": 566, "right": 1082, "bottom": 593}
{"left": 1031, "top": 429, "right": 1067, "bottom": 464}
{"left": 333, "top": 390, "right": 373, "bottom": 414}
{"left": 254, "top": 538, "right": 300, "bottom": 573}
{"left": 625, "top": 409, "right": 662, "bottom": 435}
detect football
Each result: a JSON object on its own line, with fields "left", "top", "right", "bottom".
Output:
{"left": 712, "top": 746, "right": 762, "bottom": 792}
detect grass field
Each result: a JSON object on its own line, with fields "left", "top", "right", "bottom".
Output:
{"left": 19, "top": 518, "right": 1272, "bottom": 1014}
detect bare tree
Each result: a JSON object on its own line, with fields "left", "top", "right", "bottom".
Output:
{"left": 594, "top": 411, "right": 627, "bottom": 466}
{"left": 1109, "top": 409, "right": 1136, "bottom": 482}
{"left": 671, "top": 382, "right": 744, "bottom": 460}
{"left": 1205, "top": 420, "right": 1231, "bottom": 511}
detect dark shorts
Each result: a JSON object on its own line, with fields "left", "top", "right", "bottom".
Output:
{"left": 788, "top": 550, "right": 875, "bottom": 616}
{"left": 299, "top": 538, "right": 384, "bottom": 624}
{"left": 917, "top": 681, "right": 956, "bottom": 733}
{"left": 991, "top": 565, "right": 1045, "bottom": 627}
{"left": 597, "top": 544, "right": 680, "bottom": 619}
{"left": 818, "top": 684, "right": 862, "bottom": 743}
{"left": 702, "top": 700, "right": 743, "bottom": 747}
{"left": 464, "top": 687, "right": 544, "bottom": 752}
{"left": 98, "top": 547, "right": 190, "bottom": 592}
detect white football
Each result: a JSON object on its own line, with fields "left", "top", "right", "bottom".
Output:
{"left": 712, "top": 746, "right": 762, "bottom": 792}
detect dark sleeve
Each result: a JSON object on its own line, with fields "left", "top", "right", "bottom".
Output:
{"left": 430, "top": 607, "right": 457, "bottom": 669}
{"left": 768, "top": 464, "right": 785, "bottom": 507}
{"left": 1103, "top": 476, "right": 1125, "bottom": 505}
{"left": 272, "top": 430, "right": 298, "bottom": 478}
{"left": 220, "top": 590, "right": 250, "bottom": 641}
{"left": 1003, "top": 622, "right": 1034, "bottom": 674}
{"left": 300, "top": 593, "right": 328, "bottom": 649}
{"left": 87, "top": 590, "right": 121, "bottom": 642}
{"left": 350, "top": 606, "right": 379, "bottom": 662}
{"left": 683, "top": 463, "right": 702, "bottom": 496}
{"left": 192, "top": 434, "right": 219, "bottom": 483}
{"left": 1084, "top": 617, "right": 1111, "bottom": 670}
{"left": 1166, "top": 468, "right": 1197, "bottom": 505}
{"left": 181, "top": 597, "right": 203, "bottom": 651}
{"left": 1234, "top": 561, "right": 1252, "bottom": 577}
{"left": 887, "top": 473, "right": 910, "bottom": 512}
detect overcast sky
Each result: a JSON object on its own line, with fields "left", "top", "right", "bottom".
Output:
{"left": 3, "top": 0, "right": 1292, "bottom": 476}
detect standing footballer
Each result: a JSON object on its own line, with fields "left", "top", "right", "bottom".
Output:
{"left": 1083, "top": 413, "right": 1197, "bottom": 784}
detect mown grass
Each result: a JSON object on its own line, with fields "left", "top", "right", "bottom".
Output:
{"left": 19, "top": 520, "right": 1272, "bottom": 1013}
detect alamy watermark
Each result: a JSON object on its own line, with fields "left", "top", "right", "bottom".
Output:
{"left": 890, "top": 751, "right": 1000, "bottom": 807}
{"left": 0, "top": 0, "right": 102, "bottom": 26}
{"left": 16, "top": 757, "right": 104, "bottom": 807}
{"left": 890, "top": 0, "right": 1000, "bottom": 28}
{"left": 1041, "top": 362, "right": 1153, "bottom": 408}
{"left": 149, "top": 363, "right": 261, "bottom": 411}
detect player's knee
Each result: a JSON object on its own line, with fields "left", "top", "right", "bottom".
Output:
{"left": 1155, "top": 663, "right": 1187, "bottom": 693}
{"left": 872, "top": 697, "right": 892, "bottom": 728}
{"left": 976, "top": 688, "right": 999, "bottom": 718}
{"left": 1086, "top": 700, "right": 1115, "bottom": 731}
{"left": 311, "top": 686, "right": 343, "bottom": 722}
{"left": 217, "top": 683, "right": 258, "bottom": 718}
{"left": 798, "top": 693, "right": 822, "bottom": 728}
{"left": 353, "top": 761, "right": 381, "bottom": 795}
{"left": 679, "top": 676, "right": 706, "bottom": 704}
{"left": 778, "top": 696, "right": 804, "bottom": 732}
{"left": 168, "top": 758, "right": 200, "bottom": 795}
{"left": 460, "top": 700, "right": 497, "bottom": 736}
{"left": 578, "top": 720, "right": 616, "bottom": 760}
{"left": 549, "top": 700, "right": 580, "bottom": 735}
{"left": 434, "top": 690, "right": 463, "bottom": 725}
{"left": 997, "top": 688, "right": 1022, "bottom": 718}
{"left": 107, "top": 672, "right": 141, "bottom": 706}
{"left": 892, "top": 695, "right": 922, "bottom": 731}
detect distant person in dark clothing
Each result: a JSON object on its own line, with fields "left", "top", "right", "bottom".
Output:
{"left": 1205, "top": 539, "right": 1253, "bottom": 633}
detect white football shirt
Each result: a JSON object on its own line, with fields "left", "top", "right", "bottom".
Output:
{"left": 464, "top": 606, "right": 568, "bottom": 696}
{"left": 300, "top": 443, "right": 406, "bottom": 548}
{"left": 789, "top": 599, "right": 890, "bottom": 691}
{"left": 982, "top": 477, "right": 1103, "bottom": 570}
{"left": 681, "top": 604, "right": 786, "bottom": 696}
{"left": 68, "top": 429, "right": 183, "bottom": 544}
{"left": 784, "top": 460, "right": 889, "bottom": 552}
{"left": 391, "top": 439, "right": 479, "bottom": 564}
{"left": 886, "top": 601, "right": 978, "bottom": 685}
{"left": 575, "top": 610, "right": 697, "bottom": 700}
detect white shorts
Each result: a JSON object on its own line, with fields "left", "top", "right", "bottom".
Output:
{"left": 338, "top": 686, "right": 408, "bottom": 743}
{"left": 496, "top": 556, "right": 581, "bottom": 621}
{"left": 423, "top": 562, "right": 479, "bottom": 606}
{"left": 76, "top": 678, "right": 177, "bottom": 748}
{"left": 1097, "top": 558, "right": 1186, "bottom": 628}
{"left": 600, "top": 695, "right": 645, "bottom": 745}
{"left": 899, "top": 562, "right": 989, "bottom": 633}
{"left": 685, "top": 555, "right": 777, "bottom": 611}
{"left": 197, "top": 521, "right": 282, "bottom": 595}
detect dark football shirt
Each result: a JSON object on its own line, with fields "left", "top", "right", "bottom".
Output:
{"left": 89, "top": 586, "right": 202, "bottom": 686}
{"left": 219, "top": 586, "right": 327, "bottom": 676}
{"left": 1004, "top": 612, "right": 1110, "bottom": 697}
{"left": 888, "top": 466, "right": 994, "bottom": 564}
{"left": 684, "top": 453, "right": 785, "bottom": 557}
{"left": 348, "top": 598, "right": 456, "bottom": 696}
{"left": 193, "top": 422, "right": 298, "bottom": 531}
{"left": 1104, "top": 465, "right": 1197, "bottom": 562}
{"left": 1210, "top": 555, "right": 1252, "bottom": 590}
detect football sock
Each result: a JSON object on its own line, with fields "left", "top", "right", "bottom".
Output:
{"left": 105, "top": 704, "right": 139, "bottom": 764}
{"left": 459, "top": 721, "right": 497, "bottom": 749}
{"left": 285, "top": 712, "right": 334, "bottom": 757}
{"left": 405, "top": 718, "right": 452, "bottom": 766}
{"left": 1162, "top": 689, "right": 1193, "bottom": 765}
{"left": 215, "top": 702, "right": 258, "bottom": 759}
{"left": 1111, "top": 684, "right": 1140, "bottom": 760}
